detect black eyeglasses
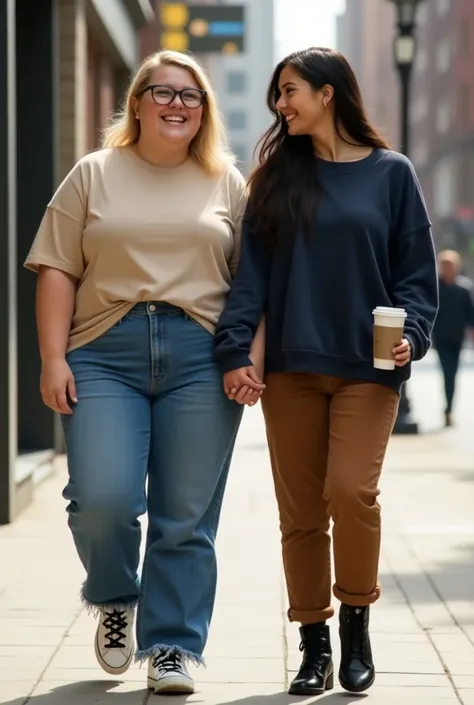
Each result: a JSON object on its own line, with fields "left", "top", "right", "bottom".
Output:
{"left": 138, "top": 84, "right": 207, "bottom": 109}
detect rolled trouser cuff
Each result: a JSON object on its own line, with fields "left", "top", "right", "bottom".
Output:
{"left": 333, "top": 582, "right": 381, "bottom": 607}
{"left": 287, "top": 605, "right": 335, "bottom": 623}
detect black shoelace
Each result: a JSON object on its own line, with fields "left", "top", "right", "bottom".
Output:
{"left": 102, "top": 609, "right": 128, "bottom": 649}
{"left": 342, "top": 608, "right": 369, "bottom": 662}
{"left": 153, "top": 651, "right": 185, "bottom": 674}
{"left": 299, "top": 640, "right": 326, "bottom": 671}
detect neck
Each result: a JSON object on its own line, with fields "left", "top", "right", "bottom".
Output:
{"left": 134, "top": 136, "right": 189, "bottom": 168}
{"left": 311, "top": 122, "right": 370, "bottom": 162}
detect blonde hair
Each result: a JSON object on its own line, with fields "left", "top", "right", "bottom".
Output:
{"left": 102, "top": 50, "right": 232, "bottom": 175}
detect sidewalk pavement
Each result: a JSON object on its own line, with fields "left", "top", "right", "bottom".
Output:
{"left": 1, "top": 363, "right": 473, "bottom": 705}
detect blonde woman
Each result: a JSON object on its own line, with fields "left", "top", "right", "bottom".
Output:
{"left": 24, "top": 50, "right": 264, "bottom": 694}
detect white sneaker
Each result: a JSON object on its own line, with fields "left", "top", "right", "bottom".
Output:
{"left": 94, "top": 607, "right": 134, "bottom": 675}
{"left": 147, "top": 651, "right": 195, "bottom": 694}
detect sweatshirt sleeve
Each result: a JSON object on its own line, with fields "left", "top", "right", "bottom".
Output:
{"left": 390, "top": 158, "right": 439, "bottom": 361}
{"left": 214, "top": 215, "right": 270, "bottom": 373}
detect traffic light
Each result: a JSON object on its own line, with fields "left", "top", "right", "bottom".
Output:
{"left": 160, "top": 3, "right": 246, "bottom": 54}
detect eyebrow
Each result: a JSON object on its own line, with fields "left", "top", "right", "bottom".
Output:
{"left": 154, "top": 83, "right": 201, "bottom": 91}
{"left": 280, "top": 81, "right": 297, "bottom": 89}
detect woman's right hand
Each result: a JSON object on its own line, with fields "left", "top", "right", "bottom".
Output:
{"left": 223, "top": 366, "right": 266, "bottom": 404}
{"left": 40, "top": 357, "right": 78, "bottom": 415}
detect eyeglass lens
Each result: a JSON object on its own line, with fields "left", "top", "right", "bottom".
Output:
{"left": 151, "top": 86, "right": 204, "bottom": 108}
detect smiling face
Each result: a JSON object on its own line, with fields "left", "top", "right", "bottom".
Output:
{"left": 275, "top": 64, "right": 332, "bottom": 137}
{"left": 133, "top": 64, "right": 204, "bottom": 149}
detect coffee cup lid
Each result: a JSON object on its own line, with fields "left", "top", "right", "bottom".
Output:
{"left": 372, "top": 306, "right": 407, "bottom": 318}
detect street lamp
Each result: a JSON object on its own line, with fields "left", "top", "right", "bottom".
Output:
{"left": 386, "top": 0, "right": 426, "bottom": 434}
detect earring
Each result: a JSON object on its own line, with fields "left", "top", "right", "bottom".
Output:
{"left": 323, "top": 99, "right": 328, "bottom": 108}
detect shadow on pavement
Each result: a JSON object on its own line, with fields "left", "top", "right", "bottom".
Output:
{"left": 453, "top": 470, "right": 474, "bottom": 483}
{"left": 378, "top": 540, "right": 474, "bottom": 622}
{"left": 213, "top": 693, "right": 367, "bottom": 705}
{"left": 0, "top": 681, "right": 149, "bottom": 705}
{"left": 0, "top": 685, "right": 369, "bottom": 705}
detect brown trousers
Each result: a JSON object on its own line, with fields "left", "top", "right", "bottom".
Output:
{"left": 261, "top": 372, "right": 399, "bottom": 623}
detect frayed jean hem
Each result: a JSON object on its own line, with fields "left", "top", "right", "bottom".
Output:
{"left": 135, "top": 645, "right": 205, "bottom": 668}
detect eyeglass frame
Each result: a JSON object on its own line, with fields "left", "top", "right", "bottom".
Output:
{"left": 136, "top": 84, "right": 207, "bottom": 109}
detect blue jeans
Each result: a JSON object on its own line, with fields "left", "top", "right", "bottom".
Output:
{"left": 62, "top": 303, "right": 242, "bottom": 664}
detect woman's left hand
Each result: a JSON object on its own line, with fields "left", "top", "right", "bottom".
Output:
{"left": 393, "top": 338, "right": 411, "bottom": 367}
{"left": 230, "top": 356, "right": 265, "bottom": 407}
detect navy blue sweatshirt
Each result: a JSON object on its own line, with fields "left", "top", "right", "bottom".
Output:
{"left": 214, "top": 149, "right": 439, "bottom": 393}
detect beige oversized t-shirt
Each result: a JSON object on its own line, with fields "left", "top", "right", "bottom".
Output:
{"left": 24, "top": 147, "right": 247, "bottom": 352}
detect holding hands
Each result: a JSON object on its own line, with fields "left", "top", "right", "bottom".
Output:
{"left": 222, "top": 317, "right": 266, "bottom": 406}
{"left": 222, "top": 337, "right": 411, "bottom": 406}
{"left": 223, "top": 363, "right": 265, "bottom": 406}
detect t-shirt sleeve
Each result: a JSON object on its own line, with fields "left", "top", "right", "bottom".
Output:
{"left": 24, "top": 161, "right": 87, "bottom": 279}
{"left": 227, "top": 165, "right": 248, "bottom": 276}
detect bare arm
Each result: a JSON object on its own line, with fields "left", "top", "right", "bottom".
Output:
{"left": 249, "top": 315, "right": 265, "bottom": 374}
{"left": 37, "top": 266, "right": 78, "bottom": 413}
{"left": 37, "top": 266, "right": 76, "bottom": 360}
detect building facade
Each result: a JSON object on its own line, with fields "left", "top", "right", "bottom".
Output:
{"left": 336, "top": 0, "right": 399, "bottom": 149}
{"left": 337, "top": 0, "right": 474, "bottom": 272}
{"left": 411, "top": 0, "right": 474, "bottom": 266}
{"left": 0, "top": 0, "right": 153, "bottom": 524}
{"left": 206, "top": 0, "right": 275, "bottom": 175}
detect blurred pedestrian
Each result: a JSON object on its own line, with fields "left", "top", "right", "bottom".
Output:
{"left": 433, "top": 249, "right": 474, "bottom": 427}
{"left": 214, "top": 47, "right": 438, "bottom": 696}
{"left": 25, "top": 50, "right": 264, "bottom": 694}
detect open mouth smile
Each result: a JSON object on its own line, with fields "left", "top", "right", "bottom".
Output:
{"left": 161, "top": 115, "right": 187, "bottom": 124}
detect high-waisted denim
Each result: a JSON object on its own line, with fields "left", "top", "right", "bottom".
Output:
{"left": 62, "top": 303, "right": 243, "bottom": 664}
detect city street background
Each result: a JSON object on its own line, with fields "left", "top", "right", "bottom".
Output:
{"left": 1, "top": 0, "right": 474, "bottom": 703}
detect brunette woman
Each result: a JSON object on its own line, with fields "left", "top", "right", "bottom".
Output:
{"left": 215, "top": 48, "right": 438, "bottom": 695}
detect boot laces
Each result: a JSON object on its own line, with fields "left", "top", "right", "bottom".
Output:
{"left": 102, "top": 609, "right": 128, "bottom": 649}
{"left": 344, "top": 608, "right": 370, "bottom": 662}
{"left": 299, "top": 639, "right": 326, "bottom": 671}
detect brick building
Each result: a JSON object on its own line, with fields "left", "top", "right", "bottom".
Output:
{"left": 336, "top": 0, "right": 399, "bottom": 148}
{"left": 0, "top": 0, "right": 153, "bottom": 523}
{"left": 411, "top": 0, "right": 474, "bottom": 263}
{"left": 337, "top": 0, "right": 474, "bottom": 271}
{"left": 59, "top": 0, "right": 154, "bottom": 179}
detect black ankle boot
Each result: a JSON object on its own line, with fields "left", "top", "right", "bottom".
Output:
{"left": 288, "top": 623, "right": 334, "bottom": 696}
{"left": 338, "top": 604, "right": 375, "bottom": 693}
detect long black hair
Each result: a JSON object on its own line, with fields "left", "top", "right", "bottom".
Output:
{"left": 247, "top": 47, "right": 391, "bottom": 248}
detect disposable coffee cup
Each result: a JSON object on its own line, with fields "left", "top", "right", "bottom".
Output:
{"left": 372, "top": 306, "right": 407, "bottom": 370}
